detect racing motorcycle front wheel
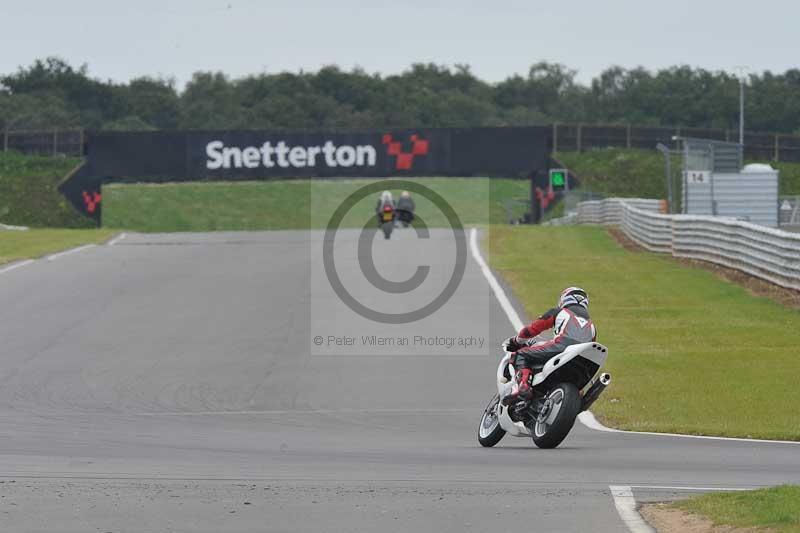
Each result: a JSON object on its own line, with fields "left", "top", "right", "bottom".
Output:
{"left": 530, "top": 382, "right": 581, "bottom": 449}
{"left": 478, "top": 393, "right": 506, "bottom": 447}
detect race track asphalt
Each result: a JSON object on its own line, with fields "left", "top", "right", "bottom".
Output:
{"left": 0, "top": 229, "right": 797, "bottom": 533}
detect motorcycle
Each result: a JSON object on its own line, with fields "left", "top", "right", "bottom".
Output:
{"left": 380, "top": 204, "right": 395, "bottom": 239}
{"left": 396, "top": 209, "right": 414, "bottom": 228}
{"left": 478, "top": 341, "right": 611, "bottom": 449}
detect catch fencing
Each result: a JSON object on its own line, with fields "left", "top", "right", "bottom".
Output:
{"left": 551, "top": 123, "right": 800, "bottom": 162}
{"left": 573, "top": 198, "right": 800, "bottom": 291}
{"left": 2, "top": 129, "right": 85, "bottom": 157}
{"left": 780, "top": 196, "right": 800, "bottom": 229}
{"left": 6, "top": 123, "right": 800, "bottom": 162}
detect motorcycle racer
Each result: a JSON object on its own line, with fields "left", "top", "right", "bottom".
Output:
{"left": 376, "top": 190, "right": 395, "bottom": 224}
{"left": 501, "top": 287, "right": 596, "bottom": 405}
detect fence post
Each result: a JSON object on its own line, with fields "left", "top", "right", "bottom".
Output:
{"left": 2, "top": 130, "right": 7, "bottom": 152}
{"left": 774, "top": 134, "right": 780, "bottom": 162}
{"left": 626, "top": 124, "right": 631, "bottom": 148}
{"left": 552, "top": 123, "right": 558, "bottom": 153}
{"left": 53, "top": 129, "right": 58, "bottom": 157}
{"left": 79, "top": 128, "right": 85, "bottom": 156}
{"left": 577, "top": 123, "right": 583, "bottom": 153}
{"left": 725, "top": 129, "right": 730, "bottom": 142}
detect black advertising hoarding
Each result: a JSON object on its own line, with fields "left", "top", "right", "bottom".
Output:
{"left": 59, "top": 127, "right": 550, "bottom": 222}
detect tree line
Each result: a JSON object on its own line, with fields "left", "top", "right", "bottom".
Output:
{"left": 1, "top": 57, "right": 799, "bottom": 134}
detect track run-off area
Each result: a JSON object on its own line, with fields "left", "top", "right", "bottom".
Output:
{"left": 0, "top": 229, "right": 798, "bottom": 532}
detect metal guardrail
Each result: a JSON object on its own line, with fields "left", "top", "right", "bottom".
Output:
{"left": 543, "top": 213, "right": 578, "bottom": 226}
{"left": 0, "top": 222, "right": 29, "bottom": 231}
{"left": 574, "top": 199, "right": 800, "bottom": 291}
{"left": 577, "top": 198, "right": 663, "bottom": 225}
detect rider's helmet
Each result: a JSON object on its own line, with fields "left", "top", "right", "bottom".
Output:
{"left": 558, "top": 286, "right": 589, "bottom": 309}
{"left": 400, "top": 191, "right": 411, "bottom": 198}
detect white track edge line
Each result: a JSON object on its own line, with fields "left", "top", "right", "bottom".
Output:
{"left": 108, "top": 232, "right": 127, "bottom": 246}
{"left": 469, "top": 226, "right": 793, "bottom": 533}
{"left": 130, "top": 408, "right": 475, "bottom": 417}
{"left": 609, "top": 486, "right": 655, "bottom": 533}
{"left": 470, "top": 230, "right": 798, "bottom": 446}
{"left": 0, "top": 259, "right": 34, "bottom": 275}
{"left": 579, "top": 411, "right": 800, "bottom": 445}
{"left": 628, "top": 485, "right": 752, "bottom": 491}
{"left": 46, "top": 244, "right": 97, "bottom": 261}
{"left": 470, "top": 228, "right": 648, "bottom": 531}
{"left": 468, "top": 228, "right": 524, "bottom": 331}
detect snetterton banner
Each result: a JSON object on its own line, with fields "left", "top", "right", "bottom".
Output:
{"left": 58, "top": 127, "right": 550, "bottom": 222}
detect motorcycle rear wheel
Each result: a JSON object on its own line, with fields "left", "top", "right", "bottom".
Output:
{"left": 478, "top": 393, "right": 506, "bottom": 447}
{"left": 531, "top": 382, "right": 581, "bottom": 449}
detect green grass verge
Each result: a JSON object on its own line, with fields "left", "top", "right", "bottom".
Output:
{"left": 103, "top": 178, "right": 528, "bottom": 232}
{"left": 0, "top": 229, "right": 115, "bottom": 265}
{"left": 488, "top": 225, "right": 800, "bottom": 440}
{"left": 675, "top": 485, "right": 800, "bottom": 531}
{"left": 0, "top": 151, "right": 92, "bottom": 228}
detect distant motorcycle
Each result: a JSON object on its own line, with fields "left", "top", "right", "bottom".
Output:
{"left": 380, "top": 204, "right": 395, "bottom": 239}
{"left": 396, "top": 209, "right": 414, "bottom": 228}
{"left": 478, "top": 341, "right": 611, "bottom": 449}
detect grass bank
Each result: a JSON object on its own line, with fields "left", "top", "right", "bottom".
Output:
{"left": 675, "top": 485, "right": 800, "bottom": 531}
{"left": 555, "top": 148, "right": 800, "bottom": 200}
{"left": 555, "top": 149, "right": 678, "bottom": 200}
{"left": 0, "top": 229, "right": 114, "bottom": 265}
{"left": 0, "top": 152, "right": 91, "bottom": 228}
{"left": 489, "top": 225, "right": 800, "bottom": 440}
{"left": 103, "top": 178, "right": 528, "bottom": 232}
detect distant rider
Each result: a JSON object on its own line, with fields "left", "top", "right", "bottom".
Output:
{"left": 396, "top": 190, "right": 415, "bottom": 226}
{"left": 376, "top": 190, "right": 395, "bottom": 224}
{"left": 501, "top": 287, "right": 597, "bottom": 405}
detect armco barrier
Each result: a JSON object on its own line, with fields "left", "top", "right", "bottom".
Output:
{"left": 543, "top": 213, "right": 578, "bottom": 226}
{"left": 621, "top": 205, "right": 673, "bottom": 253}
{"left": 574, "top": 199, "right": 800, "bottom": 291}
{"left": 0, "top": 222, "right": 28, "bottom": 231}
{"left": 576, "top": 198, "right": 662, "bottom": 225}
{"left": 670, "top": 216, "right": 800, "bottom": 290}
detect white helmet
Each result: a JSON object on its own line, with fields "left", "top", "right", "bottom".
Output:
{"left": 558, "top": 286, "right": 589, "bottom": 309}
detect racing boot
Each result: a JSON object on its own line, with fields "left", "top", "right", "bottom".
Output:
{"left": 502, "top": 367, "right": 534, "bottom": 405}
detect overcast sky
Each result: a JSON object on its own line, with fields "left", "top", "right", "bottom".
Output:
{"left": 1, "top": 0, "right": 798, "bottom": 88}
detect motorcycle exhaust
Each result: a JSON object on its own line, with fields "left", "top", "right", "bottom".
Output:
{"left": 581, "top": 373, "right": 611, "bottom": 412}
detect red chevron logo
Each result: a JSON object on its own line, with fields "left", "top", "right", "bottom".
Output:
{"left": 382, "top": 134, "right": 429, "bottom": 170}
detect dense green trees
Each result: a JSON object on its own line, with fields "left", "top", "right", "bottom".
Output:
{"left": 2, "top": 57, "right": 799, "bottom": 133}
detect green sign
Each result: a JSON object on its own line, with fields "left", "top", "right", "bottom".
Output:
{"left": 549, "top": 169, "right": 568, "bottom": 191}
